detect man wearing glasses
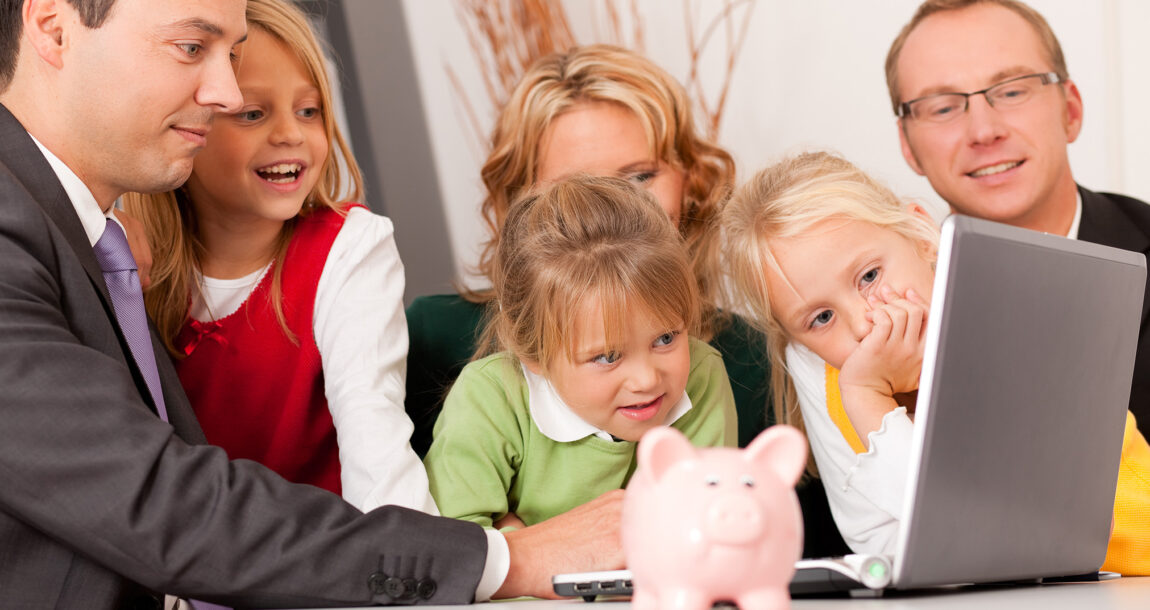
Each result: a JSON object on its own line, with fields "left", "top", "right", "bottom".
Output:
{"left": 886, "top": 0, "right": 1150, "bottom": 436}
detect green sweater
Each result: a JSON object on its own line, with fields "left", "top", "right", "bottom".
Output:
{"left": 424, "top": 336, "right": 736, "bottom": 528}
{"left": 405, "top": 293, "right": 770, "bottom": 454}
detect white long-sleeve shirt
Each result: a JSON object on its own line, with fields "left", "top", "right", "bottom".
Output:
{"left": 786, "top": 342, "right": 914, "bottom": 555}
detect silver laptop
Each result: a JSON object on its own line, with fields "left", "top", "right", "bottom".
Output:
{"left": 892, "top": 213, "right": 1142, "bottom": 588}
{"left": 554, "top": 214, "right": 1145, "bottom": 599}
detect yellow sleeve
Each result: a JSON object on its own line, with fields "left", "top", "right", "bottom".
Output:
{"left": 1102, "top": 411, "right": 1150, "bottom": 575}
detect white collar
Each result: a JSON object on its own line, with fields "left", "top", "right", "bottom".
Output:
{"left": 1065, "top": 189, "right": 1083, "bottom": 240}
{"left": 521, "top": 362, "right": 693, "bottom": 442}
{"left": 30, "top": 135, "right": 111, "bottom": 247}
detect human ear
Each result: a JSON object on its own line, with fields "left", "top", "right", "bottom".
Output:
{"left": 906, "top": 202, "right": 933, "bottom": 223}
{"left": 24, "top": 0, "right": 69, "bottom": 69}
{"left": 1061, "top": 79, "right": 1084, "bottom": 144}
{"left": 897, "top": 118, "right": 926, "bottom": 176}
{"left": 906, "top": 203, "right": 939, "bottom": 261}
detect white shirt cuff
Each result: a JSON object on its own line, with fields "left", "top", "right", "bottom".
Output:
{"left": 475, "top": 529, "right": 510, "bottom": 601}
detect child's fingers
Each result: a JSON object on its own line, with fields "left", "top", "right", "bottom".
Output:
{"left": 904, "top": 303, "right": 926, "bottom": 346}
{"left": 905, "top": 287, "right": 929, "bottom": 307}
{"left": 864, "top": 304, "right": 894, "bottom": 346}
{"left": 872, "top": 293, "right": 913, "bottom": 341}
{"left": 876, "top": 287, "right": 930, "bottom": 342}
{"left": 880, "top": 300, "right": 909, "bottom": 343}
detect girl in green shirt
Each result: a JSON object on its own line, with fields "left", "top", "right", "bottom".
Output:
{"left": 424, "top": 175, "right": 737, "bottom": 529}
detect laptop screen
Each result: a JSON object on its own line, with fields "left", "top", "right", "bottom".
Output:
{"left": 893, "top": 215, "right": 1145, "bottom": 587}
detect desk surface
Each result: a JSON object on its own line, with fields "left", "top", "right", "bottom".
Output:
{"left": 314, "top": 576, "right": 1150, "bottom": 609}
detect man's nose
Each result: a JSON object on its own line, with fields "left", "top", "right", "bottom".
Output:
{"left": 197, "top": 52, "right": 243, "bottom": 113}
{"left": 964, "top": 94, "right": 1009, "bottom": 147}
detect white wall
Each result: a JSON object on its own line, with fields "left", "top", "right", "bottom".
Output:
{"left": 401, "top": 0, "right": 1150, "bottom": 288}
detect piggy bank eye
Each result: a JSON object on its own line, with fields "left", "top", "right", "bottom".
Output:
{"left": 704, "top": 475, "right": 720, "bottom": 487}
{"left": 740, "top": 475, "right": 755, "bottom": 488}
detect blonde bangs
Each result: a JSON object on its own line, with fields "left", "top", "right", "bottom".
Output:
{"left": 492, "top": 174, "right": 696, "bottom": 373}
{"left": 246, "top": 0, "right": 364, "bottom": 211}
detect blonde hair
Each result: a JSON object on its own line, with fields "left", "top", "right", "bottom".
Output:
{"left": 885, "top": 0, "right": 1069, "bottom": 115}
{"left": 484, "top": 174, "right": 699, "bottom": 375}
{"left": 471, "top": 44, "right": 733, "bottom": 340}
{"left": 722, "top": 151, "right": 938, "bottom": 472}
{"left": 123, "top": 0, "right": 364, "bottom": 355}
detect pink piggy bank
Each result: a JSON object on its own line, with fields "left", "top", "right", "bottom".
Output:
{"left": 622, "top": 425, "right": 807, "bottom": 610}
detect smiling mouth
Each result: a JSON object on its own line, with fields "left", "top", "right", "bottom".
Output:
{"left": 621, "top": 397, "right": 659, "bottom": 410}
{"left": 617, "top": 395, "right": 664, "bottom": 421}
{"left": 968, "top": 160, "right": 1022, "bottom": 178}
{"left": 256, "top": 163, "right": 303, "bottom": 184}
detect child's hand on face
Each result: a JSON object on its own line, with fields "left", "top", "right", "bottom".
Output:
{"left": 840, "top": 284, "right": 928, "bottom": 395}
{"left": 837, "top": 285, "right": 928, "bottom": 443}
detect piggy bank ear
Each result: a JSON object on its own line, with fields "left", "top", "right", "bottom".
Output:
{"left": 637, "top": 426, "right": 696, "bottom": 483}
{"left": 744, "top": 425, "right": 808, "bottom": 487}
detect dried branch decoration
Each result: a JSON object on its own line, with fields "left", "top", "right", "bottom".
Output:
{"left": 684, "top": 0, "right": 756, "bottom": 141}
{"left": 448, "top": 0, "right": 751, "bottom": 151}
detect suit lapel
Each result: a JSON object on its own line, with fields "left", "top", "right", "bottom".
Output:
{"left": 0, "top": 105, "right": 110, "bottom": 296}
{"left": 1078, "top": 185, "right": 1150, "bottom": 326}
{"left": 1078, "top": 186, "right": 1150, "bottom": 255}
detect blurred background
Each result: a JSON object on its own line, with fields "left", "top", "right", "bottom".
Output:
{"left": 298, "top": 0, "right": 1150, "bottom": 302}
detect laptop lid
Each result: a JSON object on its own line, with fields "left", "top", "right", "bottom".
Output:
{"left": 892, "top": 214, "right": 1146, "bottom": 588}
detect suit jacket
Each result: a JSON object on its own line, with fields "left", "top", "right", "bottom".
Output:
{"left": 1078, "top": 186, "right": 1150, "bottom": 439}
{"left": 0, "top": 104, "right": 486, "bottom": 609}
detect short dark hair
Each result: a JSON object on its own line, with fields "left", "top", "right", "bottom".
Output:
{"left": 1, "top": 0, "right": 117, "bottom": 92}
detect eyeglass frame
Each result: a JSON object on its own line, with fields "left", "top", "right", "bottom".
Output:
{"left": 896, "top": 72, "right": 1063, "bottom": 121}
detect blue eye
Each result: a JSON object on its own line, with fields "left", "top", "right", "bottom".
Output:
{"left": 653, "top": 331, "right": 678, "bottom": 347}
{"left": 236, "top": 109, "right": 263, "bottom": 122}
{"left": 298, "top": 107, "right": 320, "bottom": 119}
{"left": 810, "top": 310, "right": 833, "bottom": 329}
{"left": 178, "top": 43, "right": 203, "bottom": 58}
{"left": 592, "top": 352, "right": 621, "bottom": 365}
{"left": 860, "top": 267, "right": 879, "bottom": 287}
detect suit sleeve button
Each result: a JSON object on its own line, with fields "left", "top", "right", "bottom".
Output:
{"left": 383, "top": 576, "right": 407, "bottom": 598}
{"left": 417, "top": 578, "right": 437, "bottom": 599}
{"left": 367, "top": 572, "right": 389, "bottom": 595}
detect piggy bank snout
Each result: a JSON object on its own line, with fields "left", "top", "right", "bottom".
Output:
{"left": 703, "top": 492, "right": 763, "bottom": 545}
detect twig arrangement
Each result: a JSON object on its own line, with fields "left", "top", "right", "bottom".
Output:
{"left": 684, "top": 0, "right": 757, "bottom": 141}
{"left": 447, "top": 0, "right": 753, "bottom": 152}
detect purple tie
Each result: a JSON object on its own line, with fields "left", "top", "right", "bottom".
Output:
{"left": 94, "top": 220, "right": 230, "bottom": 610}
{"left": 94, "top": 218, "right": 169, "bottom": 421}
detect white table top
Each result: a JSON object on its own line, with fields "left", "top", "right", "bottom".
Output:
{"left": 310, "top": 575, "right": 1150, "bottom": 609}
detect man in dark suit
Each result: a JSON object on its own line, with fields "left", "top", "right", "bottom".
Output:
{"left": 886, "top": 0, "right": 1150, "bottom": 436}
{"left": 0, "top": 0, "right": 621, "bottom": 608}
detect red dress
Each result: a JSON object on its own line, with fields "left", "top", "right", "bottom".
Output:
{"left": 175, "top": 207, "right": 354, "bottom": 495}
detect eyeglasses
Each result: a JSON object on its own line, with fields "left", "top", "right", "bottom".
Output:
{"left": 897, "top": 72, "right": 1062, "bottom": 123}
